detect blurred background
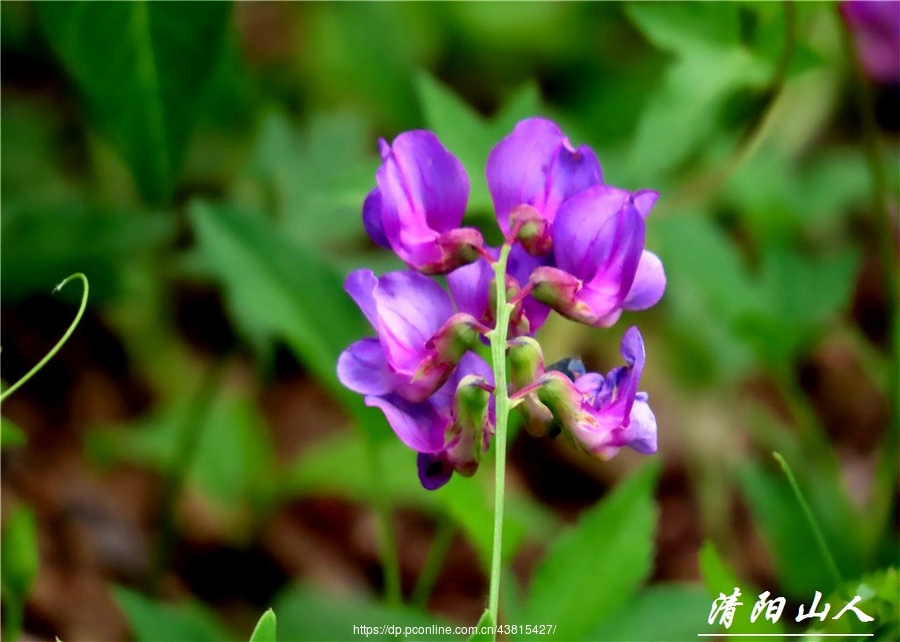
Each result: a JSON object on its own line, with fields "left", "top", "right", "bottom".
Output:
{"left": 1, "top": 2, "right": 898, "bottom": 640}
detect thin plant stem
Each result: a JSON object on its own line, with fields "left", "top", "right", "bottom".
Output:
{"left": 839, "top": 14, "right": 900, "bottom": 561}
{"left": 487, "top": 242, "right": 514, "bottom": 633}
{"left": 411, "top": 516, "right": 455, "bottom": 608}
{"left": 773, "top": 452, "right": 844, "bottom": 590}
{"left": 365, "top": 433, "right": 403, "bottom": 607}
{"left": 150, "top": 359, "right": 226, "bottom": 593}
{"left": 1, "top": 273, "right": 89, "bottom": 403}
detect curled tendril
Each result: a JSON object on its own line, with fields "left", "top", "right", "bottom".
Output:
{"left": 0, "top": 273, "right": 89, "bottom": 403}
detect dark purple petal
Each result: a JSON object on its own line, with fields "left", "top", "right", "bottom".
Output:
{"left": 417, "top": 452, "right": 454, "bottom": 490}
{"left": 487, "top": 118, "right": 603, "bottom": 234}
{"left": 842, "top": 0, "right": 900, "bottom": 84}
{"left": 586, "top": 199, "right": 646, "bottom": 308}
{"left": 553, "top": 185, "right": 632, "bottom": 279}
{"left": 344, "top": 269, "right": 380, "bottom": 329}
{"left": 376, "top": 131, "right": 469, "bottom": 267}
{"left": 336, "top": 339, "right": 395, "bottom": 396}
{"left": 447, "top": 256, "right": 494, "bottom": 322}
{"left": 362, "top": 188, "right": 390, "bottom": 248}
{"left": 365, "top": 394, "right": 446, "bottom": 453}
{"left": 623, "top": 251, "right": 666, "bottom": 311}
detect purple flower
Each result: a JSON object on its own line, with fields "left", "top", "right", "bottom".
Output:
{"left": 447, "top": 244, "right": 551, "bottom": 338}
{"left": 486, "top": 117, "right": 603, "bottom": 253}
{"left": 529, "top": 185, "right": 665, "bottom": 328}
{"left": 363, "top": 131, "right": 485, "bottom": 274}
{"left": 842, "top": 1, "right": 900, "bottom": 84}
{"left": 365, "top": 353, "right": 495, "bottom": 490}
{"left": 535, "top": 326, "right": 657, "bottom": 460}
{"left": 337, "top": 269, "right": 482, "bottom": 403}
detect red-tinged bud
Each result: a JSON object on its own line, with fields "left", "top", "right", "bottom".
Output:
{"left": 416, "top": 227, "right": 486, "bottom": 275}
{"left": 530, "top": 266, "right": 584, "bottom": 318}
{"left": 509, "top": 204, "right": 552, "bottom": 255}
{"left": 407, "top": 313, "right": 482, "bottom": 402}
{"left": 447, "top": 374, "right": 492, "bottom": 476}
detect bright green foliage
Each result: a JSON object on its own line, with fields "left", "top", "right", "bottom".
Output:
{"left": 273, "top": 585, "right": 457, "bottom": 641}
{"left": 589, "top": 583, "right": 712, "bottom": 641}
{"left": 248, "top": 608, "right": 277, "bottom": 642}
{"left": 113, "top": 587, "right": 232, "bottom": 642}
{"left": 36, "top": 1, "right": 231, "bottom": 203}
{"left": 469, "top": 609, "right": 495, "bottom": 641}
{"left": 521, "top": 461, "right": 660, "bottom": 640}
{"left": 699, "top": 541, "right": 783, "bottom": 637}
{"left": 809, "top": 569, "right": 899, "bottom": 640}
{"left": 1, "top": 505, "right": 39, "bottom": 642}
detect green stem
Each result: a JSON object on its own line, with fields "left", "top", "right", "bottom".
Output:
{"left": 1, "top": 273, "right": 89, "bottom": 403}
{"left": 150, "top": 359, "right": 225, "bottom": 593}
{"left": 411, "top": 516, "right": 455, "bottom": 608}
{"left": 773, "top": 452, "right": 844, "bottom": 589}
{"left": 487, "top": 243, "right": 514, "bottom": 634}
{"left": 366, "top": 434, "right": 402, "bottom": 607}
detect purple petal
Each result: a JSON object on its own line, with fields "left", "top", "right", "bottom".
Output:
{"left": 344, "top": 269, "right": 380, "bottom": 329}
{"left": 623, "top": 251, "right": 666, "bottom": 311}
{"left": 337, "top": 338, "right": 395, "bottom": 396}
{"left": 633, "top": 190, "right": 659, "bottom": 218}
{"left": 417, "top": 452, "right": 454, "bottom": 490}
{"left": 552, "top": 185, "right": 632, "bottom": 280}
{"left": 842, "top": 1, "right": 900, "bottom": 83}
{"left": 487, "top": 118, "right": 603, "bottom": 234}
{"left": 376, "top": 131, "right": 469, "bottom": 264}
{"left": 365, "top": 394, "right": 446, "bottom": 453}
{"left": 362, "top": 188, "right": 390, "bottom": 248}
{"left": 623, "top": 395, "right": 658, "bottom": 454}
{"left": 447, "top": 257, "right": 493, "bottom": 322}
{"left": 373, "top": 271, "right": 454, "bottom": 371}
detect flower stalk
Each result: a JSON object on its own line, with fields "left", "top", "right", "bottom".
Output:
{"left": 487, "top": 242, "right": 514, "bottom": 631}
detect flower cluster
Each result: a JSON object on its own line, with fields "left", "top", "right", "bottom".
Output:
{"left": 337, "top": 117, "right": 665, "bottom": 490}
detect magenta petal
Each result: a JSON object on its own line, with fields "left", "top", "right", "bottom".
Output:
{"left": 365, "top": 394, "right": 446, "bottom": 453}
{"left": 623, "top": 251, "right": 666, "bottom": 311}
{"left": 486, "top": 117, "right": 602, "bottom": 234}
{"left": 553, "top": 185, "right": 632, "bottom": 279}
{"left": 362, "top": 188, "right": 390, "bottom": 248}
{"left": 337, "top": 339, "right": 396, "bottom": 396}
{"left": 376, "top": 131, "right": 469, "bottom": 260}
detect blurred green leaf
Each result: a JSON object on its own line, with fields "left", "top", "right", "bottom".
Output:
{"left": 249, "top": 608, "right": 277, "bottom": 642}
{"left": 1, "top": 418, "right": 26, "bottom": 449}
{"left": 807, "top": 568, "right": 898, "bottom": 640}
{"left": 37, "top": 1, "right": 231, "bottom": 203}
{"left": 284, "top": 432, "right": 556, "bottom": 570}
{"left": 190, "top": 201, "right": 366, "bottom": 409}
{"left": 626, "top": 3, "right": 741, "bottom": 55}
{"left": 738, "top": 460, "right": 864, "bottom": 597}
{"left": 469, "top": 610, "right": 494, "bottom": 641}
{"left": 520, "top": 461, "right": 660, "bottom": 641}
{"left": 113, "top": 586, "right": 232, "bottom": 642}
{"left": 1, "top": 204, "right": 173, "bottom": 303}
{"left": 699, "top": 540, "right": 783, "bottom": 637}
{"left": 589, "top": 584, "right": 711, "bottom": 641}
{"left": 245, "top": 110, "right": 377, "bottom": 247}
{"left": 1, "top": 505, "right": 39, "bottom": 598}
{"left": 273, "top": 584, "right": 456, "bottom": 641}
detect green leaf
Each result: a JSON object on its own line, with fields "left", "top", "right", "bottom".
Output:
{"left": 36, "top": 1, "right": 231, "bottom": 203}
{"left": 699, "top": 541, "right": 783, "bottom": 638}
{"left": 249, "top": 608, "right": 277, "bottom": 642}
{"left": 1, "top": 203, "right": 173, "bottom": 303}
{"left": 521, "top": 461, "right": 660, "bottom": 641}
{"left": 273, "top": 584, "right": 456, "bottom": 641}
{"left": 190, "top": 201, "right": 367, "bottom": 411}
{"left": 1, "top": 505, "right": 39, "bottom": 598}
{"left": 589, "top": 584, "right": 711, "bottom": 641}
{"left": 113, "top": 587, "right": 232, "bottom": 642}
{"left": 626, "top": 3, "right": 741, "bottom": 56}
{"left": 1, "top": 417, "right": 26, "bottom": 449}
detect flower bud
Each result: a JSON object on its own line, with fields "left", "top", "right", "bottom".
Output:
{"left": 447, "top": 374, "right": 492, "bottom": 476}
{"left": 509, "top": 204, "right": 552, "bottom": 255}
{"left": 409, "top": 313, "right": 482, "bottom": 400}
{"left": 529, "top": 267, "right": 590, "bottom": 322}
